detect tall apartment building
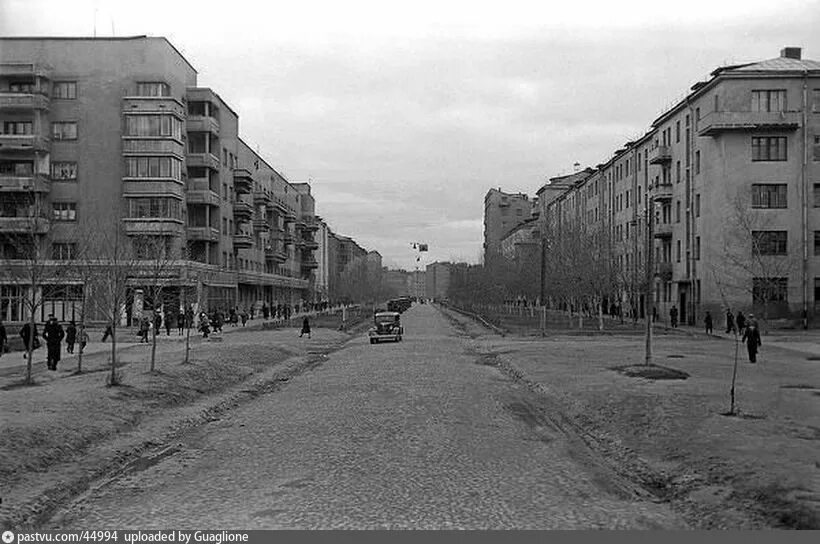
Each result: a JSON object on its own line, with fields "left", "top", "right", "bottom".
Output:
{"left": 425, "top": 262, "right": 452, "bottom": 300}
{"left": 542, "top": 47, "right": 820, "bottom": 325}
{"left": 483, "top": 188, "right": 532, "bottom": 265}
{"left": 0, "top": 36, "right": 322, "bottom": 323}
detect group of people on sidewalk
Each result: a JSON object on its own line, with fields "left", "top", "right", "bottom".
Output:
{"left": 702, "top": 309, "right": 762, "bottom": 363}
{"left": 0, "top": 315, "right": 89, "bottom": 371}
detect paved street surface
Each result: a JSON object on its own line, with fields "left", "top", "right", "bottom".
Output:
{"left": 48, "top": 304, "right": 685, "bottom": 529}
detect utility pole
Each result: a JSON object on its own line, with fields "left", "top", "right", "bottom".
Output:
{"left": 645, "top": 198, "right": 655, "bottom": 366}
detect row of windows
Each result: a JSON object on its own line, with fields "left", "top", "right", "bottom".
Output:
{"left": 125, "top": 157, "right": 183, "bottom": 180}
{"left": 125, "top": 115, "right": 183, "bottom": 140}
{"left": 6, "top": 81, "right": 169, "bottom": 100}
{"left": 127, "top": 197, "right": 183, "bottom": 220}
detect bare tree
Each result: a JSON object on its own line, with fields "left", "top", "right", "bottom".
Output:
{"left": 0, "top": 188, "right": 64, "bottom": 384}
{"left": 710, "top": 188, "right": 799, "bottom": 329}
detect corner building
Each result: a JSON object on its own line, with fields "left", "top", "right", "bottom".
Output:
{"left": 0, "top": 36, "right": 321, "bottom": 323}
{"left": 542, "top": 47, "right": 820, "bottom": 324}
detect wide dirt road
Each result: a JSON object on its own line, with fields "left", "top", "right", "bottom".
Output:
{"left": 48, "top": 304, "right": 685, "bottom": 529}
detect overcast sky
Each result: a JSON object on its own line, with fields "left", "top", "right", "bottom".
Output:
{"left": 2, "top": 0, "right": 819, "bottom": 269}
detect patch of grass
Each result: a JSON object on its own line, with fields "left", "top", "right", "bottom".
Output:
{"left": 610, "top": 364, "right": 690, "bottom": 380}
{"left": 746, "top": 483, "right": 820, "bottom": 529}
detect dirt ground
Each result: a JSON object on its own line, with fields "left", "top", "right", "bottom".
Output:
{"left": 442, "top": 305, "right": 820, "bottom": 529}
{"left": 0, "top": 322, "right": 365, "bottom": 530}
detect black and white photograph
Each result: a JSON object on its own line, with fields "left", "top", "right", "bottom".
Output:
{"left": 1, "top": 0, "right": 819, "bottom": 533}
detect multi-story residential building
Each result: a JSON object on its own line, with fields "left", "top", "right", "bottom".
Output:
{"left": 483, "top": 188, "right": 532, "bottom": 265}
{"left": 539, "top": 47, "right": 820, "bottom": 325}
{"left": 0, "top": 36, "right": 324, "bottom": 323}
{"left": 425, "top": 262, "right": 452, "bottom": 300}
{"left": 312, "top": 216, "right": 331, "bottom": 302}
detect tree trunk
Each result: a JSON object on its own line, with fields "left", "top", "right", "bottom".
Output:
{"left": 598, "top": 299, "right": 604, "bottom": 331}
{"left": 25, "top": 310, "right": 36, "bottom": 385}
{"left": 150, "top": 320, "right": 157, "bottom": 372}
{"left": 110, "top": 320, "right": 118, "bottom": 385}
{"left": 729, "top": 330, "right": 739, "bottom": 415}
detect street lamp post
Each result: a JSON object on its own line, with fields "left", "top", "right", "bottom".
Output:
{"left": 644, "top": 198, "right": 656, "bottom": 366}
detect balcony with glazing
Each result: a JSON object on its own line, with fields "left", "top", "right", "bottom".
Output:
{"left": 233, "top": 169, "right": 252, "bottom": 194}
{"left": 653, "top": 222, "right": 673, "bottom": 239}
{"left": 187, "top": 226, "right": 220, "bottom": 242}
{"left": 0, "top": 216, "right": 49, "bottom": 234}
{"left": 233, "top": 231, "right": 253, "bottom": 249}
{"left": 233, "top": 200, "right": 253, "bottom": 222}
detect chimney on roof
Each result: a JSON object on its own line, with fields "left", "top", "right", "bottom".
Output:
{"left": 780, "top": 47, "right": 802, "bottom": 60}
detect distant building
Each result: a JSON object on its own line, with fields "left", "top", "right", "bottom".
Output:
{"left": 483, "top": 188, "right": 532, "bottom": 265}
{"left": 425, "top": 262, "right": 452, "bottom": 300}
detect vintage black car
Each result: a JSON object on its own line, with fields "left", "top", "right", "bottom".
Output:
{"left": 369, "top": 311, "right": 403, "bottom": 344}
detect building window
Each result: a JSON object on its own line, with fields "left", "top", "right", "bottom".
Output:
{"left": 51, "top": 242, "right": 76, "bottom": 260}
{"left": 675, "top": 200, "right": 681, "bottom": 223}
{"left": 223, "top": 148, "right": 228, "bottom": 166}
{"left": 52, "top": 81, "right": 77, "bottom": 99}
{"left": 676, "top": 161, "right": 681, "bottom": 183}
{"left": 752, "top": 230, "right": 788, "bottom": 255}
{"left": 676, "top": 240, "right": 681, "bottom": 262}
{"left": 52, "top": 202, "right": 77, "bottom": 221}
{"left": 125, "top": 115, "right": 182, "bottom": 139}
{"left": 9, "top": 81, "right": 35, "bottom": 93}
{"left": 127, "top": 197, "right": 182, "bottom": 220}
{"left": 50, "top": 162, "right": 77, "bottom": 181}
{"left": 0, "top": 160, "right": 33, "bottom": 176}
{"left": 752, "top": 136, "right": 787, "bottom": 161}
{"left": 695, "top": 236, "right": 701, "bottom": 260}
{"left": 136, "top": 82, "right": 170, "bottom": 97}
{"left": 751, "top": 183, "right": 787, "bottom": 208}
{"left": 3, "top": 121, "right": 32, "bottom": 135}
{"left": 125, "top": 157, "right": 182, "bottom": 180}
{"left": 695, "top": 150, "right": 700, "bottom": 174}
{"left": 753, "top": 277, "right": 788, "bottom": 304}
{"left": 52, "top": 122, "right": 78, "bottom": 141}
{"left": 814, "top": 231, "right": 820, "bottom": 255}
{"left": 675, "top": 121, "right": 680, "bottom": 143}
{"left": 751, "top": 90, "right": 787, "bottom": 112}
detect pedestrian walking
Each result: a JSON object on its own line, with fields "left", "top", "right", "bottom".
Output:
{"left": 240, "top": 309, "right": 248, "bottom": 327}
{"left": 102, "top": 323, "right": 113, "bottom": 342}
{"left": 65, "top": 320, "right": 77, "bottom": 354}
{"left": 199, "top": 313, "right": 210, "bottom": 338}
{"left": 736, "top": 311, "right": 746, "bottom": 335}
{"left": 43, "top": 315, "right": 65, "bottom": 370}
{"left": 79, "top": 329, "right": 89, "bottom": 354}
{"left": 704, "top": 311, "right": 713, "bottom": 335}
{"left": 0, "top": 319, "right": 7, "bottom": 358}
{"left": 299, "top": 316, "right": 311, "bottom": 338}
{"left": 742, "top": 321, "right": 762, "bottom": 363}
{"left": 725, "top": 309, "right": 735, "bottom": 334}
{"left": 262, "top": 303, "right": 270, "bottom": 320}
{"left": 19, "top": 322, "right": 40, "bottom": 358}
{"left": 165, "top": 312, "right": 173, "bottom": 336}
{"left": 153, "top": 312, "right": 162, "bottom": 338}
{"left": 178, "top": 309, "right": 186, "bottom": 335}
{"left": 670, "top": 305, "right": 678, "bottom": 328}
{"left": 139, "top": 317, "right": 150, "bottom": 343}
{"left": 230, "top": 308, "right": 238, "bottom": 327}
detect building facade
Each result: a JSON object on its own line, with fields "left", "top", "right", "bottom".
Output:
{"left": 483, "top": 188, "right": 532, "bottom": 265}
{"left": 538, "top": 47, "right": 820, "bottom": 325}
{"left": 0, "top": 36, "right": 327, "bottom": 323}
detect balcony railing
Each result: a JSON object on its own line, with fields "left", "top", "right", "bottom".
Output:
{"left": 233, "top": 232, "right": 253, "bottom": 249}
{"left": 123, "top": 138, "right": 184, "bottom": 157}
{"left": 0, "top": 134, "right": 50, "bottom": 153}
{"left": 232, "top": 201, "right": 253, "bottom": 222}
{"left": 301, "top": 239, "right": 319, "bottom": 250}
{"left": 233, "top": 168, "right": 253, "bottom": 194}
{"left": 265, "top": 247, "right": 288, "bottom": 263}
{"left": 656, "top": 262, "right": 673, "bottom": 281}
{"left": 124, "top": 219, "right": 184, "bottom": 236}
{"left": 253, "top": 191, "right": 272, "bottom": 205}
{"left": 651, "top": 182, "right": 674, "bottom": 202}
{"left": 186, "top": 152, "right": 220, "bottom": 171}
{"left": 697, "top": 110, "right": 800, "bottom": 137}
{"left": 186, "top": 115, "right": 220, "bottom": 135}
{"left": 648, "top": 145, "right": 672, "bottom": 165}
{"left": 185, "top": 189, "right": 221, "bottom": 206}
{"left": 300, "top": 259, "right": 319, "bottom": 269}
{"left": 653, "top": 222, "right": 673, "bottom": 239}
{"left": 252, "top": 218, "right": 270, "bottom": 231}
{"left": 0, "top": 93, "right": 50, "bottom": 111}
{"left": 0, "top": 216, "right": 49, "bottom": 234}
{"left": 187, "top": 226, "right": 220, "bottom": 242}
{"left": 0, "top": 173, "right": 50, "bottom": 193}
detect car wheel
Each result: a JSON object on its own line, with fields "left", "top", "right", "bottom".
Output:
{"left": 370, "top": 339, "right": 375, "bottom": 344}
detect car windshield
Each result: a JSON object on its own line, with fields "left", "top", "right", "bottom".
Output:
{"left": 375, "top": 315, "right": 398, "bottom": 324}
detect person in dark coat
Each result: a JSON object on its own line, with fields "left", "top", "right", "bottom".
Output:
{"left": 139, "top": 317, "right": 150, "bottom": 343}
{"left": 742, "top": 321, "right": 762, "bottom": 363}
{"left": 725, "top": 309, "right": 735, "bottom": 334}
{"left": 20, "top": 322, "right": 39, "bottom": 358}
{"left": 669, "top": 305, "right": 678, "bottom": 328}
{"left": 178, "top": 310, "right": 186, "bottom": 335}
{"left": 165, "top": 312, "right": 173, "bottom": 336}
{"left": 299, "top": 316, "right": 311, "bottom": 338}
{"left": 736, "top": 311, "right": 746, "bottom": 335}
{"left": 240, "top": 309, "right": 248, "bottom": 326}
{"left": 0, "top": 319, "right": 7, "bottom": 358}
{"left": 262, "top": 304, "right": 270, "bottom": 320}
{"left": 230, "top": 308, "right": 238, "bottom": 327}
{"left": 102, "top": 323, "right": 113, "bottom": 342}
{"left": 43, "top": 315, "right": 65, "bottom": 370}
{"left": 65, "top": 320, "right": 77, "bottom": 354}
{"left": 153, "top": 312, "right": 162, "bottom": 338}
{"left": 704, "top": 311, "right": 713, "bottom": 335}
